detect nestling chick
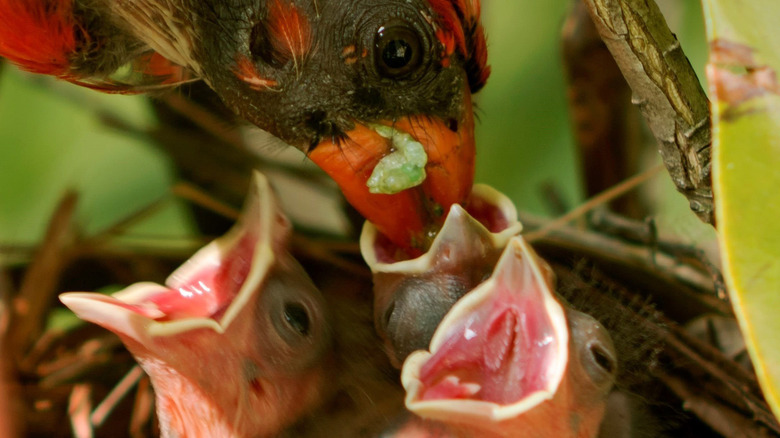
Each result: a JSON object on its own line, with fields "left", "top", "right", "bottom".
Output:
{"left": 401, "top": 237, "right": 617, "bottom": 438}
{"left": 362, "top": 184, "right": 522, "bottom": 367}
{"left": 60, "top": 173, "right": 334, "bottom": 438}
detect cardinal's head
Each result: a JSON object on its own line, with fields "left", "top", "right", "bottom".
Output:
{"left": 60, "top": 173, "right": 334, "bottom": 438}
{"left": 0, "top": 0, "right": 489, "bottom": 252}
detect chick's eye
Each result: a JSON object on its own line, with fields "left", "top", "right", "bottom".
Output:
{"left": 283, "top": 302, "right": 310, "bottom": 336}
{"left": 375, "top": 25, "right": 423, "bottom": 78}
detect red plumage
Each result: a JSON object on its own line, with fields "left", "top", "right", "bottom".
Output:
{"left": 235, "top": 55, "right": 278, "bottom": 90}
{"left": 427, "top": 0, "right": 490, "bottom": 91}
{"left": 469, "top": 22, "right": 490, "bottom": 91}
{"left": 267, "top": 0, "right": 311, "bottom": 70}
{"left": 428, "top": 0, "right": 467, "bottom": 55}
{"left": 138, "top": 52, "right": 189, "bottom": 84}
{"left": 0, "top": 0, "right": 79, "bottom": 76}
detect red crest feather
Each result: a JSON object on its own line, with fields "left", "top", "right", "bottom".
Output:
{"left": 428, "top": 0, "right": 467, "bottom": 55}
{"left": 235, "top": 56, "right": 279, "bottom": 90}
{"left": 426, "top": 0, "right": 490, "bottom": 91}
{"left": 0, "top": 0, "right": 79, "bottom": 76}
{"left": 267, "top": 0, "right": 311, "bottom": 73}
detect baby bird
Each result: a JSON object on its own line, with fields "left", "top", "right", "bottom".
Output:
{"left": 61, "top": 172, "right": 335, "bottom": 438}
{"left": 401, "top": 236, "right": 617, "bottom": 438}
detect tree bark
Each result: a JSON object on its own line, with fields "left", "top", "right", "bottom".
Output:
{"left": 578, "top": 0, "right": 714, "bottom": 224}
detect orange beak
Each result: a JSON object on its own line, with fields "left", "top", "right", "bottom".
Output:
{"left": 308, "top": 92, "right": 475, "bottom": 253}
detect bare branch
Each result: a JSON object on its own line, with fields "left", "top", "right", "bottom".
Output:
{"left": 578, "top": 0, "right": 714, "bottom": 223}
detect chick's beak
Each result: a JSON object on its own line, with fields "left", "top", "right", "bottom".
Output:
{"left": 59, "top": 171, "right": 284, "bottom": 339}
{"left": 308, "top": 90, "right": 475, "bottom": 252}
{"left": 401, "top": 237, "right": 571, "bottom": 436}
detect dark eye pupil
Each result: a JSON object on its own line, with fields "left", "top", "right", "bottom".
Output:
{"left": 283, "top": 303, "right": 310, "bottom": 336}
{"left": 375, "top": 25, "right": 423, "bottom": 78}
{"left": 382, "top": 39, "right": 413, "bottom": 69}
{"left": 590, "top": 344, "right": 616, "bottom": 374}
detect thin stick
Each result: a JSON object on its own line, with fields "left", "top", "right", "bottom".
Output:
{"left": 90, "top": 365, "right": 144, "bottom": 427}
{"left": 68, "top": 384, "right": 94, "bottom": 438}
{"left": 8, "top": 192, "right": 77, "bottom": 359}
{"left": 85, "top": 195, "right": 170, "bottom": 244}
{"left": 172, "top": 182, "right": 240, "bottom": 220}
{"left": 525, "top": 164, "right": 663, "bottom": 242}
{"left": 129, "top": 376, "right": 154, "bottom": 438}
{"left": 658, "top": 372, "right": 773, "bottom": 437}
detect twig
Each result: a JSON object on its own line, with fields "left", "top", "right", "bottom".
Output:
{"left": 173, "top": 181, "right": 368, "bottom": 277}
{"left": 6, "top": 192, "right": 78, "bottom": 360}
{"left": 578, "top": 0, "right": 714, "bottom": 223}
{"left": 19, "top": 328, "right": 66, "bottom": 373}
{"left": 160, "top": 93, "right": 245, "bottom": 149}
{"left": 84, "top": 194, "right": 171, "bottom": 245}
{"left": 0, "top": 344, "right": 19, "bottom": 438}
{"left": 290, "top": 235, "right": 371, "bottom": 279}
{"left": 129, "top": 376, "right": 154, "bottom": 438}
{"left": 3, "top": 236, "right": 207, "bottom": 269}
{"left": 524, "top": 163, "right": 663, "bottom": 241}
{"left": 38, "top": 336, "right": 121, "bottom": 388}
{"left": 658, "top": 372, "right": 774, "bottom": 438}
{"left": 663, "top": 322, "right": 776, "bottom": 429}
{"left": 589, "top": 209, "right": 728, "bottom": 300}
{"left": 68, "top": 384, "right": 94, "bottom": 438}
{"left": 0, "top": 269, "right": 19, "bottom": 438}
{"left": 171, "top": 182, "right": 240, "bottom": 220}
{"left": 523, "top": 212, "right": 731, "bottom": 315}
{"left": 157, "top": 93, "right": 327, "bottom": 183}
{"left": 91, "top": 365, "right": 144, "bottom": 427}
{"left": 0, "top": 376, "right": 16, "bottom": 438}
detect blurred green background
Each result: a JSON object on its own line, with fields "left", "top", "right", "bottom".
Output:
{"left": 0, "top": 1, "right": 711, "bottom": 251}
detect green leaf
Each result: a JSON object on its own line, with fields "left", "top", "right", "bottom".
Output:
{"left": 702, "top": 0, "right": 780, "bottom": 420}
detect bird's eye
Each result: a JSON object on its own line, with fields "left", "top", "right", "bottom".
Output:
{"left": 283, "top": 302, "right": 310, "bottom": 336}
{"left": 568, "top": 309, "right": 617, "bottom": 394}
{"left": 263, "top": 272, "right": 321, "bottom": 345}
{"left": 374, "top": 25, "right": 423, "bottom": 79}
{"left": 259, "top": 265, "right": 332, "bottom": 372}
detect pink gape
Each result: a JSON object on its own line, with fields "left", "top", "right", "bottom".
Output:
{"left": 403, "top": 237, "right": 616, "bottom": 438}
{"left": 417, "top": 287, "right": 560, "bottom": 404}
{"left": 147, "top": 231, "right": 255, "bottom": 320}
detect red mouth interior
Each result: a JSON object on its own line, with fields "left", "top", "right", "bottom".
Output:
{"left": 416, "top": 280, "right": 561, "bottom": 405}
{"left": 141, "top": 232, "right": 256, "bottom": 321}
{"left": 466, "top": 194, "right": 510, "bottom": 233}
{"left": 373, "top": 191, "right": 511, "bottom": 264}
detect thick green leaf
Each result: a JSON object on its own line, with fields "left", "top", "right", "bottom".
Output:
{"left": 702, "top": 0, "right": 780, "bottom": 420}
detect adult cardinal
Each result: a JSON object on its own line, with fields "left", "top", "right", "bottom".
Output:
{"left": 0, "top": 0, "right": 489, "bottom": 252}
{"left": 401, "top": 236, "right": 617, "bottom": 438}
